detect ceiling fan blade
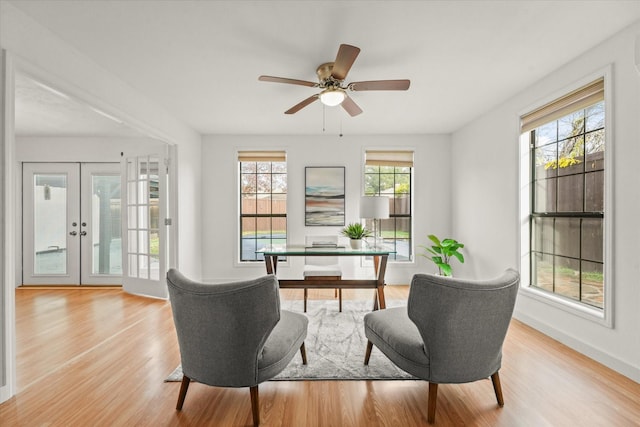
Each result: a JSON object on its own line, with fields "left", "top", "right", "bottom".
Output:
{"left": 349, "top": 79, "right": 411, "bottom": 91}
{"left": 285, "top": 95, "right": 319, "bottom": 114}
{"left": 331, "top": 44, "right": 361, "bottom": 80}
{"left": 341, "top": 95, "right": 363, "bottom": 117}
{"left": 259, "top": 75, "right": 318, "bottom": 88}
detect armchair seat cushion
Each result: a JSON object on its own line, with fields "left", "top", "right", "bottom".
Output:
{"left": 364, "top": 307, "right": 429, "bottom": 379}
{"left": 258, "top": 310, "right": 308, "bottom": 382}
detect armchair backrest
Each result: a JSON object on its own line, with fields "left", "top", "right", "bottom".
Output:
{"left": 407, "top": 269, "right": 519, "bottom": 383}
{"left": 166, "top": 269, "right": 281, "bottom": 387}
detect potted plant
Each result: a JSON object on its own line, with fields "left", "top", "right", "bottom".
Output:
{"left": 419, "top": 234, "right": 465, "bottom": 276}
{"left": 341, "top": 223, "right": 372, "bottom": 249}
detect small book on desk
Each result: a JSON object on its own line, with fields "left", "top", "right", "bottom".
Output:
{"left": 307, "top": 241, "right": 344, "bottom": 248}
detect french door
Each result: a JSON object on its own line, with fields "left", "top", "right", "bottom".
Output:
{"left": 22, "top": 162, "right": 122, "bottom": 285}
{"left": 121, "top": 153, "right": 169, "bottom": 299}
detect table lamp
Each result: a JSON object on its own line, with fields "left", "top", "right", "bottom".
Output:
{"left": 360, "top": 196, "right": 390, "bottom": 246}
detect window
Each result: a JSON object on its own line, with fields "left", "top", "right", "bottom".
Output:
{"left": 239, "top": 151, "right": 287, "bottom": 262}
{"left": 521, "top": 78, "right": 605, "bottom": 311}
{"left": 364, "top": 150, "right": 413, "bottom": 261}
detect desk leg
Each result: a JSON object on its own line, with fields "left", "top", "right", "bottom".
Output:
{"left": 376, "top": 286, "right": 386, "bottom": 310}
{"left": 264, "top": 255, "right": 277, "bottom": 275}
{"left": 372, "top": 256, "right": 379, "bottom": 310}
{"left": 372, "top": 255, "right": 387, "bottom": 310}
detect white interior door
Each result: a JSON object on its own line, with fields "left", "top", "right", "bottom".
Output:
{"left": 22, "top": 163, "right": 81, "bottom": 285}
{"left": 121, "top": 153, "right": 168, "bottom": 298}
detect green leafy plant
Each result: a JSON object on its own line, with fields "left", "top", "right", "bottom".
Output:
{"left": 545, "top": 156, "right": 582, "bottom": 170}
{"left": 419, "top": 234, "right": 465, "bottom": 276}
{"left": 340, "top": 222, "right": 372, "bottom": 240}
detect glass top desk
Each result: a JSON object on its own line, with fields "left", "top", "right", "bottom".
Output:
{"left": 256, "top": 244, "right": 395, "bottom": 310}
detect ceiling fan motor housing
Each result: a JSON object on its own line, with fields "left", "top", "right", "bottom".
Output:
{"left": 316, "top": 62, "right": 337, "bottom": 83}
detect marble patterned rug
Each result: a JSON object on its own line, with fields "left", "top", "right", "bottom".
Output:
{"left": 165, "top": 298, "right": 417, "bottom": 381}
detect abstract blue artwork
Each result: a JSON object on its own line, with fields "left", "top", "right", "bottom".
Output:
{"left": 305, "top": 167, "right": 345, "bottom": 226}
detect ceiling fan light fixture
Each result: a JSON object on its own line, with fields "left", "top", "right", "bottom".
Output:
{"left": 319, "top": 88, "right": 346, "bottom": 107}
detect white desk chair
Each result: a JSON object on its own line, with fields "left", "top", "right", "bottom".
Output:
{"left": 303, "top": 236, "right": 343, "bottom": 312}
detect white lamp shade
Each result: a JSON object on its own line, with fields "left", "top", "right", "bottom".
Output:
{"left": 360, "top": 196, "right": 390, "bottom": 219}
{"left": 319, "top": 89, "right": 346, "bottom": 106}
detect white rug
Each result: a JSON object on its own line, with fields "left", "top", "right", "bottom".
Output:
{"left": 165, "top": 298, "right": 417, "bottom": 381}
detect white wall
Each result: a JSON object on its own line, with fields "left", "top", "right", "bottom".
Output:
{"left": 173, "top": 138, "right": 203, "bottom": 277}
{"left": 451, "top": 22, "right": 640, "bottom": 381}
{"left": 16, "top": 136, "right": 165, "bottom": 163}
{"left": 201, "top": 134, "right": 451, "bottom": 284}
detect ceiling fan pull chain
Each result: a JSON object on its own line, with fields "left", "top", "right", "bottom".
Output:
{"left": 322, "top": 104, "right": 326, "bottom": 132}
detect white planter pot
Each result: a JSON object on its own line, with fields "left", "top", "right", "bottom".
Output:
{"left": 350, "top": 239, "right": 362, "bottom": 250}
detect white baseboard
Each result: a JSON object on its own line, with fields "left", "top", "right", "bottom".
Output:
{"left": 0, "top": 383, "right": 15, "bottom": 404}
{"left": 514, "top": 311, "right": 640, "bottom": 384}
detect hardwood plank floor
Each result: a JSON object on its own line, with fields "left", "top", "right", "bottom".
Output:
{"left": 1, "top": 286, "right": 639, "bottom": 426}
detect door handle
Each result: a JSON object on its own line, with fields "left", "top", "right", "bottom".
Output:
{"left": 80, "top": 231, "right": 87, "bottom": 236}
{"left": 69, "top": 231, "right": 77, "bottom": 236}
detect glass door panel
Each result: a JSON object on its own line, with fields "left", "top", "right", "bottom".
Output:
{"left": 149, "top": 160, "right": 160, "bottom": 280}
{"left": 33, "top": 174, "right": 68, "bottom": 275}
{"left": 91, "top": 175, "right": 122, "bottom": 275}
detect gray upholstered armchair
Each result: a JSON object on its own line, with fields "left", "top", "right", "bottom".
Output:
{"left": 364, "top": 269, "right": 519, "bottom": 424}
{"left": 167, "top": 269, "right": 308, "bottom": 426}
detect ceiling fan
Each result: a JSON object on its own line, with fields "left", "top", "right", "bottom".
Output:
{"left": 258, "top": 44, "right": 410, "bottom": 117}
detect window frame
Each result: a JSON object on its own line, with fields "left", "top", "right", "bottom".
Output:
{"left": 237, "top": 152, "right": 288, "bottom": 264}
{"left": 518, "top": 68, "right": 613, "bottom": 327}
{"left": 362, "top": 149, "right": 414, "bottom": 263}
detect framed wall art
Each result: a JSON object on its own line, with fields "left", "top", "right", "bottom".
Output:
{"left": 305, "top": 166, "right": 345, "bottom": 226}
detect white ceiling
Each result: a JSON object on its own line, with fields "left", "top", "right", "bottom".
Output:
{"left": 10, "top": 0, "right": 640, "bottom": 137}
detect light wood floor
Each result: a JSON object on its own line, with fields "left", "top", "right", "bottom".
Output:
{"left": 1, "top": 286, "right": 639, "bottom": 426}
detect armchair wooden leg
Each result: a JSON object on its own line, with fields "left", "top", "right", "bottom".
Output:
{"left": 427, "top": 382, "right": 438, "bottom": 424}
{"left": 338, "top": 289, "right": 342, "bottom": 312}
{"left": 491, "top": 371, "right": 504, "bottom": 406}
{"left": 250, "top": 385, "right": 260, "bottom": 426}
{"left": 176, "top": 376, "right": 191, "bottom": 410}
{"left": 300, "top": 342, "right": 308, "bottom": 365}
{"left": 364, "top": 340, "right": 373, "bottom": 365}
{"left": 303, "top": 289, "right": 308, "bottom": 313}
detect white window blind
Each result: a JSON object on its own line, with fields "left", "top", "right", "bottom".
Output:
{"left": 237, "top": 150, "right": 286, "bottom": 162}
{"left": 365, "top": 150, "right": 414, "bottom": 167}
{"left": 521, "top": 78, "right": 604, "bottom": 133}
